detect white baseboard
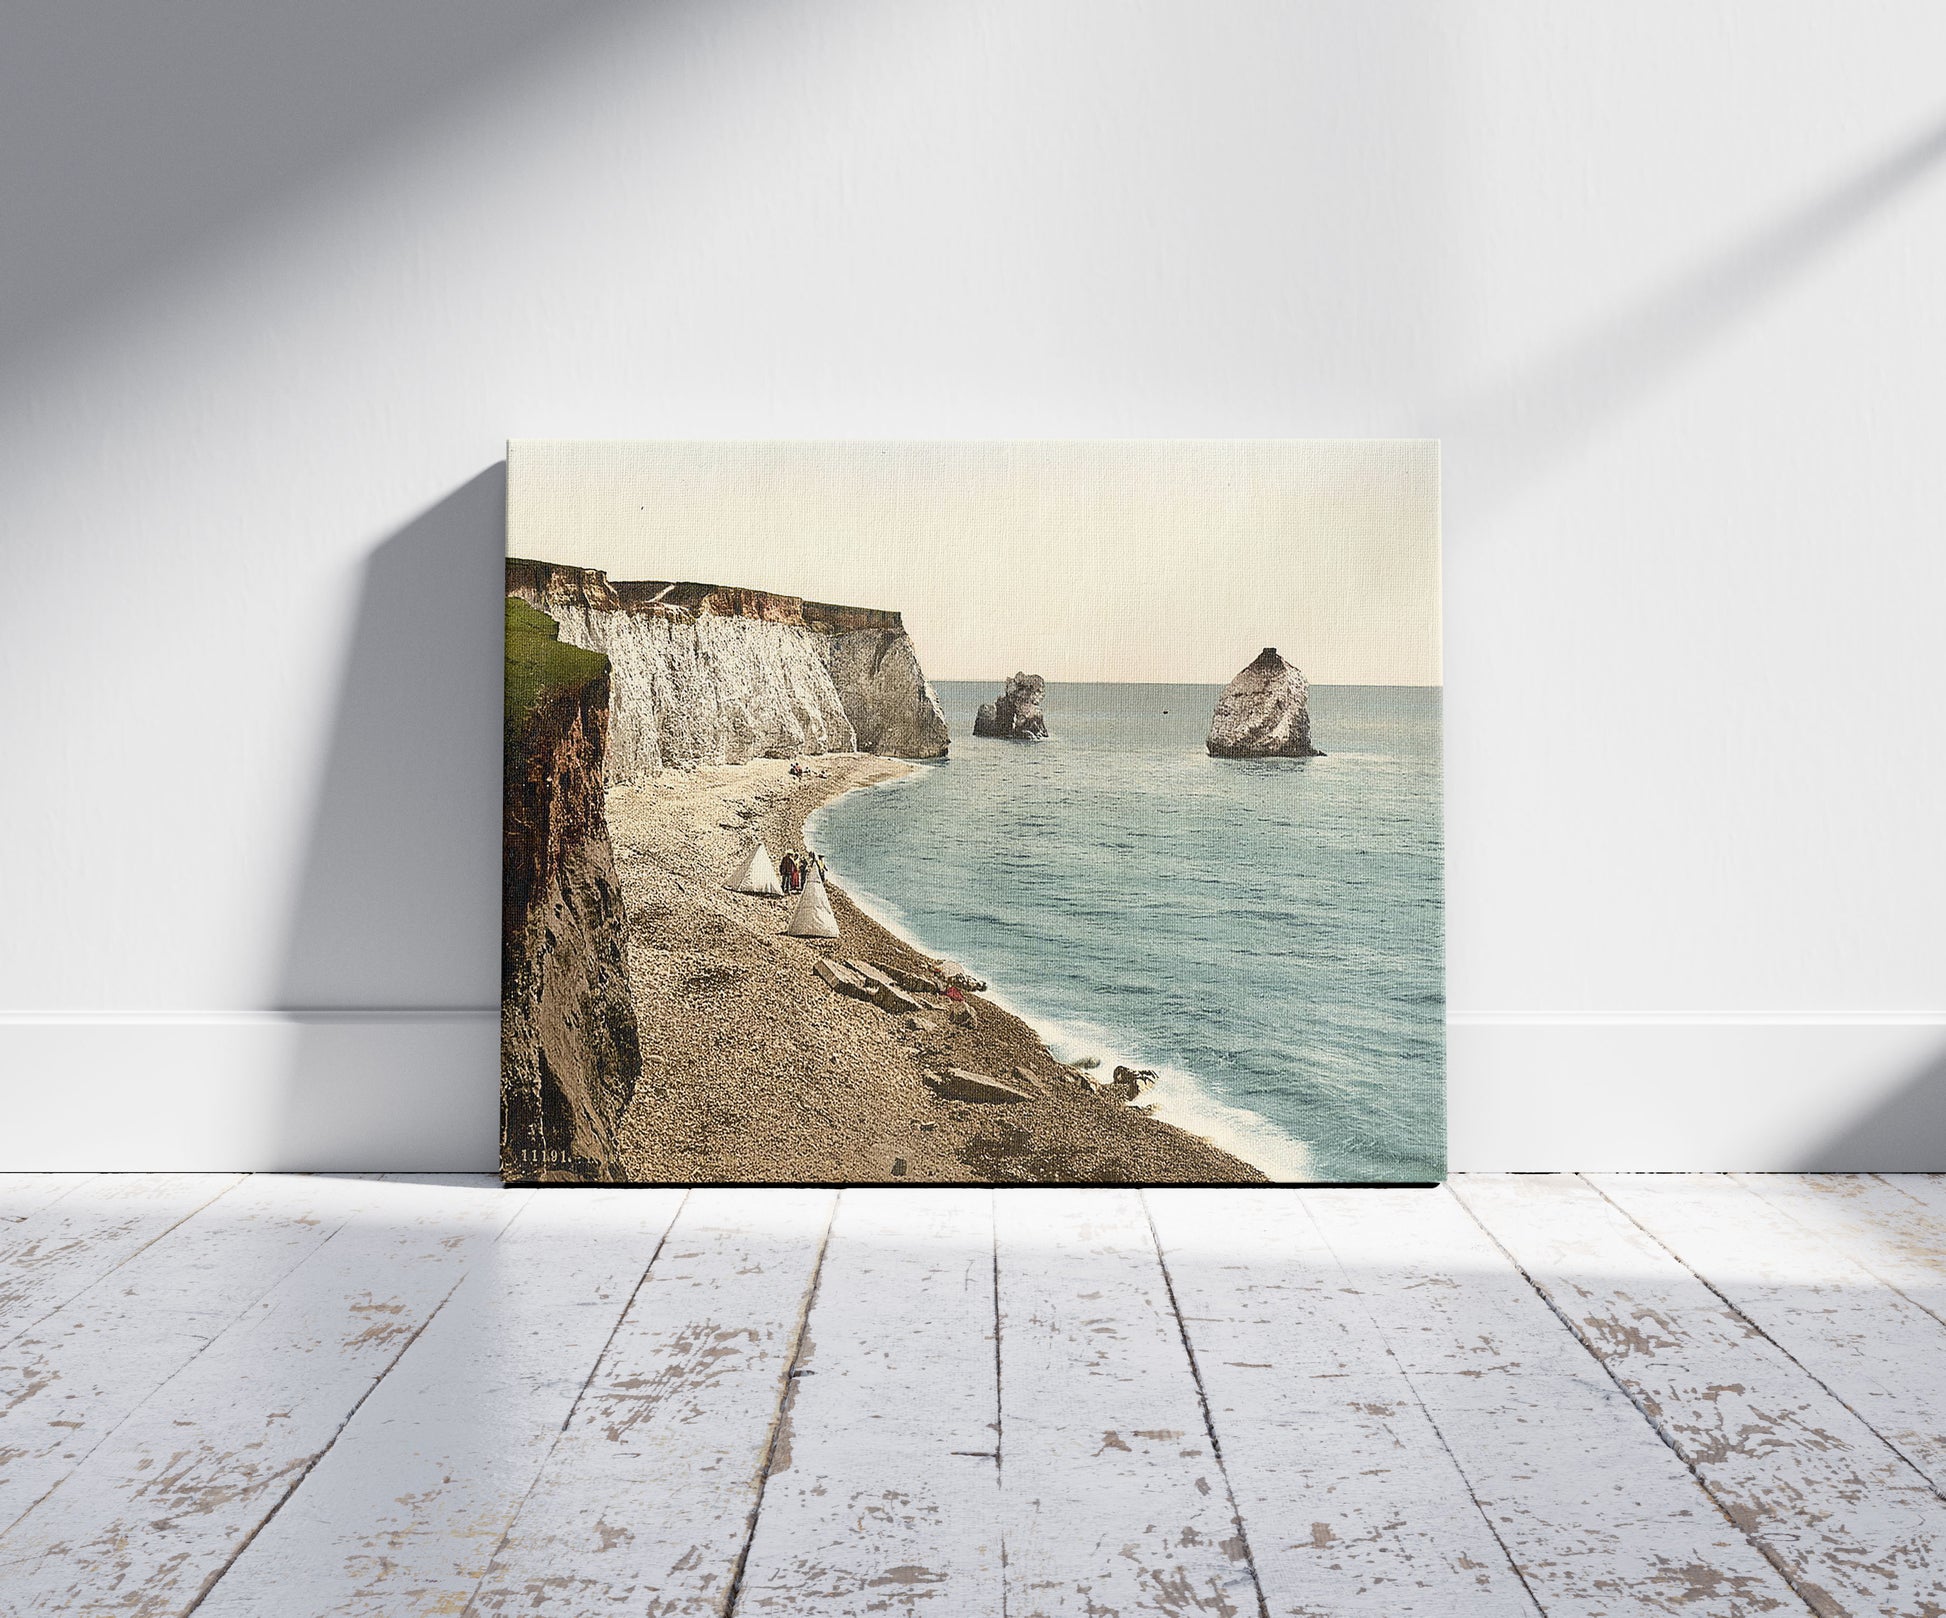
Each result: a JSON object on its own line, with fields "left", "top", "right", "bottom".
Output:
{"left": 0, "top": 1012, "right": 500, "bottom": 1173}
{"left": 1447, "top": 1015, "right": 1946, "bottom": 1172}
{"left": 1, "top": 1013, "right": 1941, "bottom": 1174}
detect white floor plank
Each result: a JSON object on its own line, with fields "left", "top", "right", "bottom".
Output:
{"left": 1459, "top": 1173, "right": 1946, "bottom": 1616}
{"left": 1594, "top": 1173, "right": 1946, "bottom": 1497}
{"left": 10, "top": 1173, "right": 1937, "bottom": 1617}
{"left": 0, "top": 1176, "right": 526, "bottom": 1616}
{"left": 466, "top": 1188, "right": 837, "bottom": 1616}
{"left": 1307, "top": 1187, "right": 1805, "bottom": 1616}
{"left": 191, "top": 1186, "right": 687, "bottom": 1617}
{"left": 1735, "top": 1175, "right": 1946, "bottom": 1324}
{"left": 0, "top": 1174, "right": 399, "bottom": 1535}
{"left": 994, "top": 1188, "right": 1261, "bottom": 1618}
{"left": 0, "top": 1173, "right": 244, "bottom": 1347}
{"left": 1877, "top": 1175, "right": 1946, "bottom": 1211}
{"left": 732, "top": 1188, "right": 1003, "bottom": 1616}
{"left": 0, "top": 1174, "right": 96, "bottom": 1223}
{"left": 1146, "top": 1188, "right": 1539, "bottom": 1617}
{"left": 1879, "top": 1175, "right": 1946, "bottom": 1215}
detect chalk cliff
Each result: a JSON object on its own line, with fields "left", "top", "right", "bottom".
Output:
{"left": 502, "top": 598, "right": 640, "bottom": 1181}
{"left": 973, "top": 672, "right": 1050, "bottom": 741}
{"left": 1207, "top": 647, "right": 1322, "bottom": 758}
{"left": 507, "top": 559, "right": 950, "bottom": 776}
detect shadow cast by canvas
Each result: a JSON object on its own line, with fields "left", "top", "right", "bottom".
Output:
{"left": 1796, "top": 1038, "right": 1946, "bottom": 1172}
{"left": 270, "top": 466, "right": 507, "bottom": 1169}
{"left": 0, "top": 0, "right": 663, "bottom": 378}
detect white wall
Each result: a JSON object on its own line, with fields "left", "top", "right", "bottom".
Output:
{"left": 4, "top": 0, "right": 1942, "bottom": 1171}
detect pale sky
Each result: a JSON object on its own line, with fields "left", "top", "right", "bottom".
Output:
{"left": 508, "top": 440, "right": 1440, "bottom": 685}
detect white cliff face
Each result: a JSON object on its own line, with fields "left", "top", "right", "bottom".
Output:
{"left": 539, "top": 604, "right": 856, "bottom": 775}
{"left": 508, "top": 561, "right": 949, "bottom": 779}
{"left": 824, "top": 628, "right": 951, "bottom": 758}
{"left": 1207, "top": 647, "right": 1321, "bottom": 758}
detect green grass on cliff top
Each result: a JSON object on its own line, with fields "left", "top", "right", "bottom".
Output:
{"left": 505, "top": 596, "right": 609, "bottom": 743}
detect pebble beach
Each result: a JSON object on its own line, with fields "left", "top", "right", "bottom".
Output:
{"left": 603, "top": 755, "right": 1266, "bottom": 1184}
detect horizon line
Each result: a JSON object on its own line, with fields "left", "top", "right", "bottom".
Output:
{"left": 931, "top": 676, "right": 1443, "bottom": 688}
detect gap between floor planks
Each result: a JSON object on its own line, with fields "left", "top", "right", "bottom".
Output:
{"left": 0, "top": 1174, "right": 1942, "bottom": 1617}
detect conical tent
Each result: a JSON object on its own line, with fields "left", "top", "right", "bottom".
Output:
{"left": 784, "top": 867, "right": 840, "bottom": 938}
{"left": 727, "top": 840, "right": 783, "bottom": 896}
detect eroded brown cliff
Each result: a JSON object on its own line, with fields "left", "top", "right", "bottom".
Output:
{"left": 502, "top": 597, "right": 641, "bottom": 1182}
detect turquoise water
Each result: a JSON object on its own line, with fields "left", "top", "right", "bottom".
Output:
{"left": 810, "top": 682, "right": 1444, "bottom": 1183}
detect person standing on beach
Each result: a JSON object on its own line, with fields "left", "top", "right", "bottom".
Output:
{"left": 943, "top": 980, "right": 977, "bottom": 1028}
{"left": 779, "top": 851, "right": 799, "bottom": 893}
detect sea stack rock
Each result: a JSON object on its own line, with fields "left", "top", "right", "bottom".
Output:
{"left": 973, "top": 672, "right": 1050, "bottom": 740}
{"left": 1207, "top": 648, "right": 1322, "bottom": 758}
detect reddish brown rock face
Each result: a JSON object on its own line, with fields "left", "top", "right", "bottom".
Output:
{"left": 502, "top": 604, "right": 640, "bottom": 1182}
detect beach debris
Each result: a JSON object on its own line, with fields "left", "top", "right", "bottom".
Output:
{"left": 925, "top": 1068, "right": 1034, "bottom": 1104}
{"left": 845, "top": 959, "right": 900, "bottom": 994}
{"left": 1072, "top": 1055, "right": 1102, "bottom": 1070}
{"left": 880, "top": 963, "right": 945, "bottom": 995}
{"left": 725, "top": 839, "right": 784, "bottom": 896}
{"left": 784, "top": 867, "right": 840, "bottom": 938}
{"left": 973, "top": 672, "right": 1050, "bottom": 740}
{"left": 840, "top": 959, "right": 925, "bottom": 1014}
{"left": 811, "top": 956, "right": 925, "bottom": 1014}
{"left": 1010, "top": 1066, "right": 1048, "bottom": 1094}
{"left": 947, "top": 999, "right": 979, "bottom": 1029}
{"left": 814, "top": 958, "right": 875, "bottom": 1000}
{"left": 934, "top": 961, "right": 988, "bottom": 991}
{"left": 891, "top": 1157, "right": 908, "bottom": 1177}
{"left": 1108, "top": 1066, "right": 1160, "bottom": 1102}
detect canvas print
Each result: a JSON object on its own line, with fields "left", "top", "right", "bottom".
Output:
{"left": 502, "top": 441, "right": 1442, "bottom": 1185}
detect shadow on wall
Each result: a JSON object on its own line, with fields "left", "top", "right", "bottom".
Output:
{"left": 1445, "top": 110, "right": 1946, "bottom": 516}
{"left": 272, "top": 465, "right": 507, "bottom": 1171}
{"left": 1797, "top": 1043, "right": 1946, "bottom": 1173}
{"left": 0, "top": 0, "right": 654, "bottom": 377}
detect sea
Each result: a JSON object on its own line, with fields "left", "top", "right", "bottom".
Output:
{"left": 808, "top": 681, "right": 1444, "bottom": 1183}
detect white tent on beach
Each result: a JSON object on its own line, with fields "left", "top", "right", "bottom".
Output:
{"left": 726, "top": 840, "right": 784, "bottom": 897}
{"left": 784, "top": 866, "right": 840, "bottom": 938}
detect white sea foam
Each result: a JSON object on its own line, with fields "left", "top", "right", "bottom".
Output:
{"left": 811, "top": 782, "right": 1315, "bottom": 1181}
{"left": 973, "top": 997, "right": 1315, "bottom": 1182}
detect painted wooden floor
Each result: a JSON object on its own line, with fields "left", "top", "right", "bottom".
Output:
{"left": 1, "top": 1176, "right": 1943, "bottom": 1615}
